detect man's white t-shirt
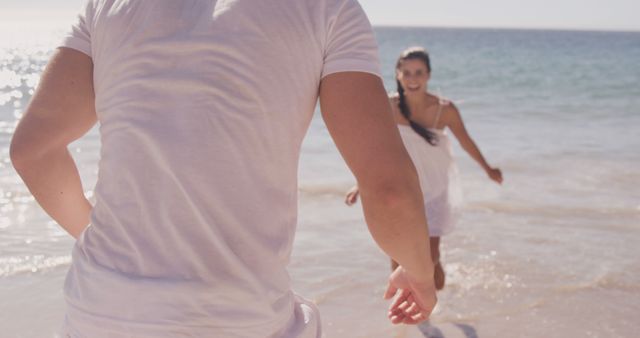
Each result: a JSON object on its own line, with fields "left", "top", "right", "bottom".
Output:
{"left": 59, "top": 0, "right": 381, "bottom": 337}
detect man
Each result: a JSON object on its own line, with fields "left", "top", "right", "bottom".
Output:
{"left": 10, "top": 0, "right": 436, "bottom": 336}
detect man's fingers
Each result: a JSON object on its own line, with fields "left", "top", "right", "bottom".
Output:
{"left": 405, "top": 294, "right": 415, "bottom": 306}
{"left": 389, "top": 314, "right": 403, "bottom": 324}
{"left": 404, "top": 301, "right": 419, "bottom": 315}
{"left": 388, "top": 289, "right": 410, "bottom": 310}
{"left": 383, "top": 282, "right": 398, "bottom": 300}
{"left": 394, "top": 308, "right": 427, "bottom": 325}
{"left": 388, "top": 307, "right": 404, "bottom": 319}
{"left": 389, "top": 301, "right": 428, "bottom": 325}
{"left": 388, "top": 310, "right": 407, "bottom": 325}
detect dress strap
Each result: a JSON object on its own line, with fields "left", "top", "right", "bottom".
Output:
{"left": 433, "top": 100, "right": 444, "bottom": 128}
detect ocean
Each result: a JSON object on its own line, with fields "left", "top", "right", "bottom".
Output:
{"left": 1, "top": 23, "right": 639, "bottom": 337}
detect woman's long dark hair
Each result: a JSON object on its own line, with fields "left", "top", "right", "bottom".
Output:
{"left": 396, "top": 47, "right": 438, "bottom": 146}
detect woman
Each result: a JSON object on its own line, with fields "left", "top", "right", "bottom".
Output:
{"left": 345, "top": 47, "right": 503, "bottom": 290}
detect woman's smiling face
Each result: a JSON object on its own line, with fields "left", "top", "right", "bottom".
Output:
{"left": 396, "top": 58, "right": 430, "bottom": 95}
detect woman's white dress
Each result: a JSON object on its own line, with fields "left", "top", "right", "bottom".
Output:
{"left": 397, "top": 124, "right": 462, "bottom": 237}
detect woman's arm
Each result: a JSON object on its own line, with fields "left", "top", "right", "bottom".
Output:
{"left": 446, "top": 104, "right": 503, "bottom": 184}
{"left": 10, "top": 48, "right": 97, "bottom": 238}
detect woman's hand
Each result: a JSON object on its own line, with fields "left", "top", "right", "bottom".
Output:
{"left": 487, "top": 167, "right": 503, "bottom": 184}
{"left": 345, "top": 185, "right": 360, "bottom": 205}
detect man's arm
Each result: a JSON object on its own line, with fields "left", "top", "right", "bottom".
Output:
{"left": 319, "top": 72, "right": 436, "bottom": 323}
{"left": 10, "top": 48, "right": 97, "bottom": 239}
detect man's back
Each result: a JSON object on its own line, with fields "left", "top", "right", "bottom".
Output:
{"left": 58, "top": 0, "right": 380, "bottom": 336}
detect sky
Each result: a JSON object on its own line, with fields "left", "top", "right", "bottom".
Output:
{"left": 360, "top": 0, "right": 640, "bottom": 31}
{"left": 0, "top": 0, "right": 639, "bottom": 32}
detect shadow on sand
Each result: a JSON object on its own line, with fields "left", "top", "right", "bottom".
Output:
{"left": 417, "top": 322, "right": 478, "bottom": 338}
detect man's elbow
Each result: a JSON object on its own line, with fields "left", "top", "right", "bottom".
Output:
{"left": 361, "top": 180, "right": 423, "bottom": 210}
{"left": 10, "top": 137, "right": 27, "bottom": 172}
{"left": 9, "top": 134, "right": 43, "bottom": 173}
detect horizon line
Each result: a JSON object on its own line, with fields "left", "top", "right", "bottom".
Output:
{"left": 371, "top": 23, "right": 640, "bottom": 34}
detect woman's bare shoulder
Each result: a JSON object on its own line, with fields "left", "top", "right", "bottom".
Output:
{"left": 439, "top": 99, "right": 463, "bottom": 127}
{"left": 442, "top": 99, "right": 459, "bottom": 114}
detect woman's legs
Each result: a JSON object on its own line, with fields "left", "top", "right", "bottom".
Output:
{"left": 431, "top": 237, "right": 445, "bottom": 290}
{"left": 389, "top": 236, "right": 444, "bottom": 290}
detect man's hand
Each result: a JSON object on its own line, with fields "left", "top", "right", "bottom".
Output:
{"left": 384, "top": 266, "right": 437, "bottom": 325}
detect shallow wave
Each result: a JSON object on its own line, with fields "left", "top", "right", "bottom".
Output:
{"left": 553, "top": 272, "right": 640, "bottom": 293}
{"left": 298, "top": 183, "right": 353, "bottom": 198}
{"left": 466, "top": 200, "right": 640, "bottom": 220}
{"left": 0, "top": 255, "right": 71, "bottom": 277}
{"left": 299, "top": 184, "right": 640, "bottom": 221}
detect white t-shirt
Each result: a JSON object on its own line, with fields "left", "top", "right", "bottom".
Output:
{"left": 59, "top": 0, "right": 381, "bottom": 337}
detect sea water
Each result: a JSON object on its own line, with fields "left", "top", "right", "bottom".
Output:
{"left": 1, "top": 23, "right": 639, "bottom": 337}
